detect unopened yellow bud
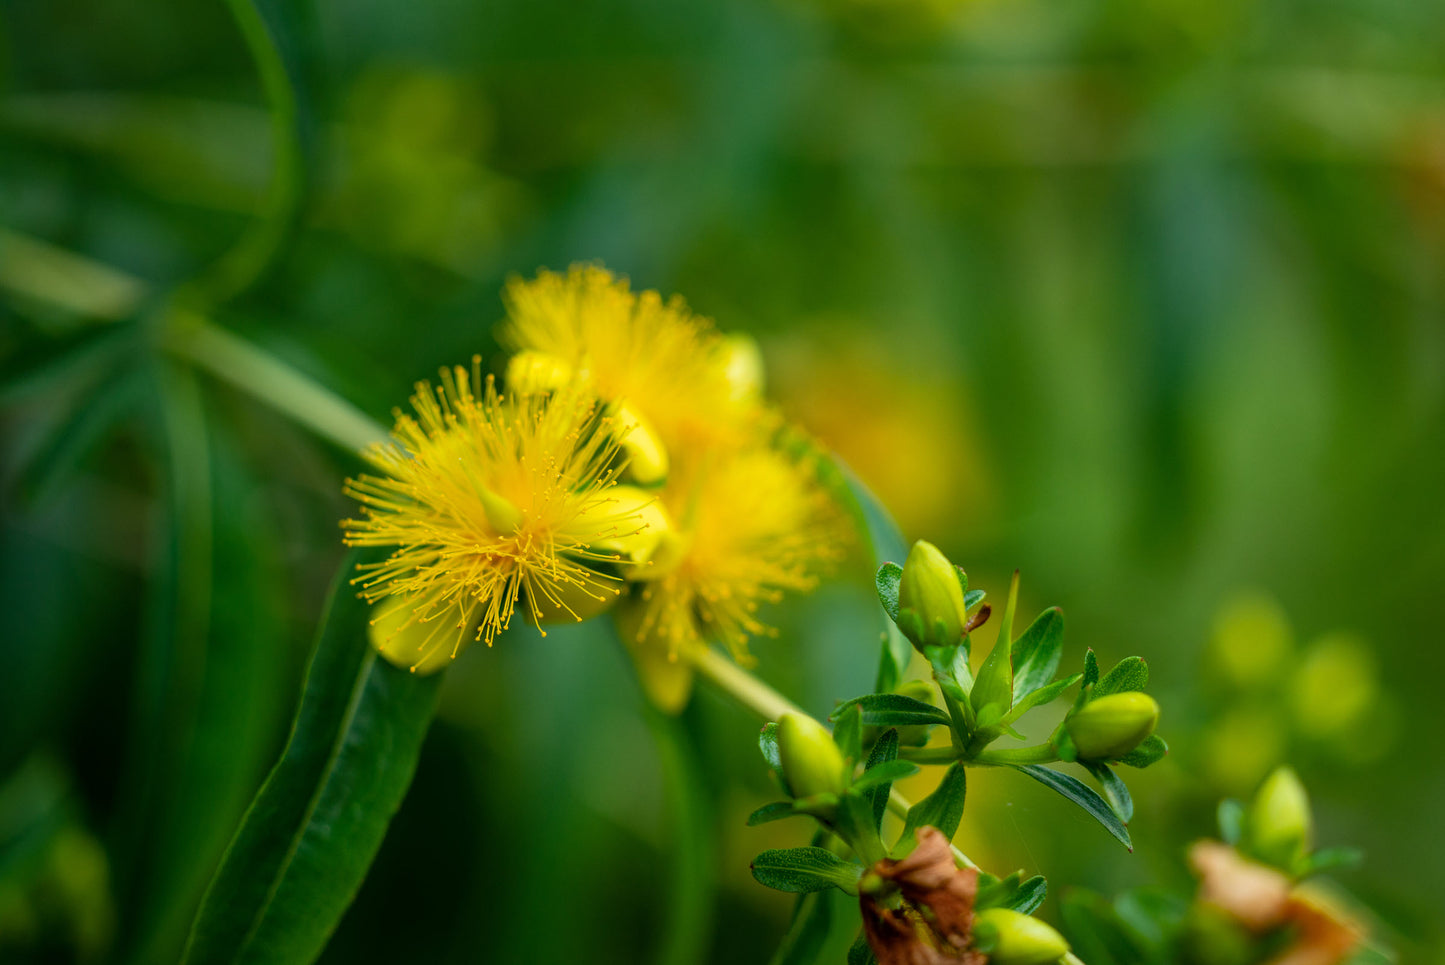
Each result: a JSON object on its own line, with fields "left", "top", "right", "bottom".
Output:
{"left": 971, "top": 908, "right": 1070, "bottom": 965}
{"left": 721, "top": 333, "right": 765, "bottom": 403}
{"left": 1066, "top": 692, "right": 1159, "bottom": 761}
{"left": 897, "top": 540, "right": 968, "bottom": 651}
{"left": 611, "top": 399, "right": 669, "bottom": 485}
{"left": 1245, "top": 766, "right": 1312, "bottom": 873}
{"left": 369, "top": 599, "right": 460, "bottom": 675}
{"left": 776, "top": 712, "right": 847, "bottom": 802}
{"left": 505, "top": 350, "right": 574, "bottom": 394}
{"left": 563, "top": 486, "right": 676, "bottom": 580}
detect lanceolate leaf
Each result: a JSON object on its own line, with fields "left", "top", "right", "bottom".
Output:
{"left": 1004, "top": 674, "right": 1082, "bottom": 726}
{"left": 863, "top": 728, "right": 900, "bottom": 830}
{"left": 831, "top": 693, "right": 952, "bottom": 728}
{"left": 750, "top": 848, "right": 864, "bottom": 894}
{"left": 875, "top": 563, "right": 902, "bottom": 622}
{"left": 851, "top": 760, "right": 919, "bottom": 792}
{"left": 747, "top": 802, "right": 800, "bottom": 827}
{"left": 1009, "top": 764, "right": 1132, "bottom": 851}
{"left": 1119, "top": 734, "right": 1168, "bottom": 769}
{"left": 182, "top": 549, "right": 442, "bottom": 965}
{"left": 902, "top": 763, "right": 967, "bottom": 842}
{"left": 1084, "top": 762, "right": 1134, "bottom": 823}
{"left": 1010, "top": 608, "right": 1064, "bottom": 701}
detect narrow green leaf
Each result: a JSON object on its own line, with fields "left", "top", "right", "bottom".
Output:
{"left": 1009, "top": 765, "right": 1132, "bottom": 851}
{"left": 852, "top": 760, "right": 919, "bottom": 792}
{"left": 750, "top": 848, "right": 864, "bottom": 894}
{"left": 747, "top": 802, "right": 800, "bottom": 827}
{"left": 1303, "top": 847, "right": 1363, "bottom": 876}
{"left": 863, "top": 729, "right": 900, "bottom": 830}
{"left": 875, "top": 563, "right": 902, "bottom": 622}
{"left": 1003, "top": 674, "right": 1082, "bottom": 726}
{"left": 1082, "top": 649, "right": 1099, "bottom": 689}
{"left": 964, "top": 589, "right": 986, "bottom": 611}
{"left": 1118, "top": 734, "right": 1168, "bottom": 769}
{"left": 1084, "top": 763, "right": 1134, "bottom": 823}
{"left": 1094, "top": 657, "right": 1149, "bottom": 697}
{"left": 832, "top": 694, "right": 952, "bottom": 728}
{"left": 902, "top": 763, "right": 967, "bottom": 841}
{"left": 182, "top": 549, "right": 442, "bottom": 965}
{"left": 977, "top": 872, "right": 1048, "bottom": 915}
{"left": 1010, "top": 608, "right": 1064, "bottom": 701}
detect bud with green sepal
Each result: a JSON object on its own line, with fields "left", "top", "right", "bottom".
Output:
{"left": 776, "top": 712, "right": 849, "bottom": 812}
{"left": 1064, "top": 692, "right": 1161, "bottom": 762}
{"left": 1242, "top": 766, "right": 1312, "bottom": 875}
{"left": 971, "top": 908, "right": 1070, "bottom": 965}
{"left": 896, "top": 540, "right": 971, "bottom": 652}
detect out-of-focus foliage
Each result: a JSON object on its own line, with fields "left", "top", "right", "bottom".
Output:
{"left": 2, "top": 0, "right": 1443, "bottom": 961}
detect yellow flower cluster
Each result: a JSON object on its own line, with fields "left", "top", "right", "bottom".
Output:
{"left": 343, "top": 265, "right": 845, "bottom": 709}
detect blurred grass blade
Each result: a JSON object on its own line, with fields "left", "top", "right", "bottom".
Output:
{"left": 182, "top": 549, "right": 441, "bottom": 965}
{"left": 645, "top": 707, "right": 715, "bottom": 965}
{"left": 827, "top": 458, "right": 913, "bottom": 693}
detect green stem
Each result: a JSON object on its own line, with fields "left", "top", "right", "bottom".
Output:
{"left": 973, "top": 744, "right": 1058, "bottom": 766}
{"left": 0, "top": 227, "right": 147, "bottom": 320}
{"left": 163, "top": 312, "right": 386, "bottom": 453}
{"left": 898, "top": 746, "right": 962, "bottom": 765}
{"left": 686, "top": 645, "right": 803, "bottom": 721}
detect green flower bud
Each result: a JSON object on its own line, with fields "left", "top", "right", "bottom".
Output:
{"left": 776, "top": 712, "right": 847, "bottom": 802}
{"left": 971, "top": 908, "right": 1070, "bottom": 965}
{"left": 1244, "top": 766, "right": 1312, "bottom": 873}
{"left": 897, "top": 540, "right": 968, "bottom": 652}
{"left": 1066, "top": 692, "right": 1160, "bottom": 761}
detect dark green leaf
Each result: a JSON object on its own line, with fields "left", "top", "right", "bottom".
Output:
{"left": 182, "top": 549, "right": 442, "bottom": 965}
{"left": 851, "top": 760, "right": 919, "bottom": 792}
{"left": 1084, "top": 762, "right": 1134, "bottom": 823}
{"left": 747, "top": 802, "right": 800, "bottom": 826}
{"left": 902, "top": 763, "right": 966, "bottom": 841}
{"left": 1082, "top": 650, "right": 1099, "bottom": 689}
{"left": 1118, "top": 734, "right": 1168, "bottom": 769}
{"left": 964, "top": 589, "right": 986, "bottom": 611}
{"left": 1009, "top": 765, "right": 1132, "bottom": 851}
{"left": 1094, "top": 657, "right": 1148, "bottom": 697}
{"left": 1011, "top": 608, "right": 1064, "bottom": 701}
{"left": 847, "top": 934, "right": 877, "bottom": 965}
{"left": 863, "top": 729, "right": 900, "bottom": 830}
{"left": 875, "top": 562, "right": 902, "bottom": 623}
{"left": 832, "top": 694, "right": 952, "bottom": 728}
{"left": 975, "top": 871, "right": 1047, "bottom": 915}
{"left": 750, "top": 848, "right": 863, "bottom": 894}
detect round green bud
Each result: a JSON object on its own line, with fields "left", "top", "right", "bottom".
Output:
{"left": 898, "top": 540, "right": 968, "bottom": 651}
{"left": 972, "top": 908, "right": 1070, "bottom": 965}
{"left": 776, "top": 712, "right": 847, "bottom": 801}
{"left": 1066, "top": 692, "right": 1160, "bottom": 761}
{"left": 1245, "top": 766, "right": 1312, "bottom": 873}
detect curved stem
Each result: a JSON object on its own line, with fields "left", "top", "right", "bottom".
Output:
{"left": 898, "top": 745, "right": 962, "bottom": 765}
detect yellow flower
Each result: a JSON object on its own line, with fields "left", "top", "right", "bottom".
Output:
{"left": 341, "top": 359, "right": 643, "bottom": 672}
{"left": 617, "top": 441, "right": 846, "bottom": 709}
{"left": 499, "top": 264, "right": 758, "bottom": 473}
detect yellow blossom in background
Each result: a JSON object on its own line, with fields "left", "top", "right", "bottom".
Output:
{"left": 617, "top": 443, "right": 847, "bottom": 709}
{"left": 342, "top": 360, "right": 643, "bottom": 672}
{"left": 499, "top": 264, "right": 761, "bottom": 472}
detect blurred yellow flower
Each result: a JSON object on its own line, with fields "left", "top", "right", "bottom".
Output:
{"left": 342, "top": 360, "right": 642, "bottom": 672}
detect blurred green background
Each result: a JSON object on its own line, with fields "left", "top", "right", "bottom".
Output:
{"left": 3, "top": 0, "right": 1443, "bottom": 961}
